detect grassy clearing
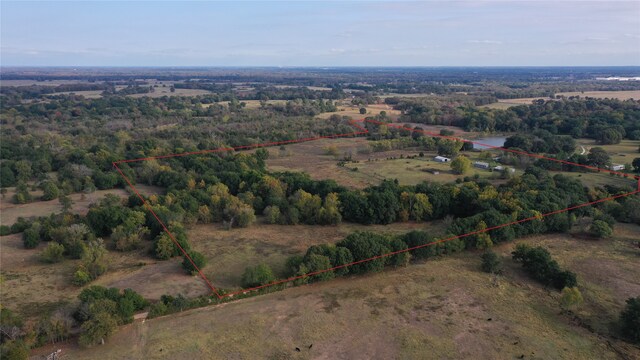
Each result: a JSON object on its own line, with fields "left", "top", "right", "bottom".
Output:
{"left": 53, "top": 224, "right": 640, "bottom": 360}
{"left": 481, "top": 90, "right": 640, "bottom": 109}
{"left": 0, "top": 185, "right": 163, "bottom": 226}
{"left": 0, "top": 232, "right": 206, "bottom": 321}
{"left": 189, "top": 220, "right": 442, "bottom": 289}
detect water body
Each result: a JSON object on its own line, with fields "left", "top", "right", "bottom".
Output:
{"left": 472, "top": 136, "right": 507, "bottom": 150}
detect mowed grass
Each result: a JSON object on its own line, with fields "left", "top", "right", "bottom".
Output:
{"left": 189, "top": 220, "right": 443, "bottom": 289}
{"left": 55, "top": 223, "right": 640, "bottom": 360}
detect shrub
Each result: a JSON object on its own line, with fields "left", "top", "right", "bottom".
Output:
{"left": 181, "top": 250, "right": 207, "bottom": 275}
{"left": 512, "top": 244, "right": 577, "bottom": 290}
{"left": 22, "top": 223, "right": 41, "bottom": 249}
{"left": 241, "top": 263, "right": 276, "bottom": 288}
{"left": 589, "top": 220, "right": 613, "bottom": 238}
{"left": 480, "top": 250, "right": 502, "bottom": 274}
{"left": 559, "top": 287, "right": 583, "bottom": 311}
{"left": 620, "top": 297, "right": 640, "bottom": 344}
{"left": 73, "top": 268, "right": 92, "bottom": 286}
{"left": 41, "top": 242, "right": 65, "bottom": 263}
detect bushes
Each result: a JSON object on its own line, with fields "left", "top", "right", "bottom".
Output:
{"left": 589, "top": 220, "right": 613, "bottom": 238}
{"left": 241, "top": 263, "right": 276, "bottom": 288}
{"left": 480, "top": 251, "right": 502, "bottom": 274}
{"left": 337, "top": 232, "right": 391, "bottom": 274}
{"left": 76, "top": 286, "right": 148, "bottom": 346}
{"left": 182, "top": 250, "right": 207, "bottom": 275}
{"left": 511, "top": 244, "right": 577, "bottom": 290}
{"left": 41, "top": 242, "right": 65, "bottom": 263}
{"left": 22, "top": 222, "right": 41, "bottom": 249}
{"left": 619, "top": 297, "right": 640, "bottom": 344}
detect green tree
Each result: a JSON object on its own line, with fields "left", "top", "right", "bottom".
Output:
{"left": 14, "top": 160, "right": 32, "bottom": 182}
{"left": 559, "top": 287, "right": 583, "bottom": 311}
{"left": 0, "top": 340, "right": 29, "bottom": 360}
{"left": 480, "top": 250, "right": 502, "bottom": 274}
{"left": 620, "top": 297, "right": 640, "bottom": 344}
{"left": 589, "top": 220, "right": 613, "bottom": 238}
{"left": 587, "top": 147, "right": 610, "bottom": 167}
{"left": 241, "top": 263, "right": 276, "bottom": 288}
{"left": 78, "top": 311, "right": 118, "bottom": 347}
{"left": 41, "top": 242, "right": 65, "bottom": 263}
{"left": 182, "top": 250, "right": 207, "bottom": 275}
{"left": 22, "top": 222, "right": 41, "bottom": 249}
{"left": 359, "top": 107, "right": 367, "bottom": 115}
{"left": 450, "top": 156, "right": 472, "bottom": 175}
{"left": 304, "top": 254, "right": 334, "bottom": 282}
{"left": 41, "top": 181, "right": 60, "bottom": 201}
{"left": 81, "top": 239, "right": 109, "bottom": 280}
{"left": 263, "top": 205, "right": 282, "bottom": 224}
{"left": 475, "top": 221, "right": 493, "bottom": 249}
{"left": 0, "top": 166, "right": 16, "bottom": 188}
{"left": 632, "top": 157, "right": 640, "bottom": 173}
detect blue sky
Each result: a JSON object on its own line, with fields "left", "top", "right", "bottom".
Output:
{"left": 2, "top": 1, "right": 639, "bottom": 66}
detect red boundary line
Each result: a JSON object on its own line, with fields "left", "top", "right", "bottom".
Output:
{"left": 112, "top": 118, "right": 639, "bottom": 300}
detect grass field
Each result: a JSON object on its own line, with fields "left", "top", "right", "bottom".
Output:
{"left": 481, "top": 90, "right": 640, "bottom": 109}
{"left": 189, "top": 220, "right": 444, "bottom": 289}
{"left": 48, "top": 223, "right": 640, "bottom": 360}
{"left": 0, "top": 185, "right": 163, "bottom": 226}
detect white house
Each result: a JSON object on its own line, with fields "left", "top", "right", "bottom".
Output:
{"left": 474, "top": 161, "right": 490, "bottom": 169}
{"left": 434, "top": 156, "right": 451, "bottom": 163}
{"left": 610, "top": 164, "right": 625, "bottom": 171}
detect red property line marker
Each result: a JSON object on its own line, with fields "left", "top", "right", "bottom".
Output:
{"left": 112, "top": 118, "right": 638, "bottom": 300}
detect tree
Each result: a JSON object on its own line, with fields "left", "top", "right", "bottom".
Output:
{"left": 264, "top": 205, "right": 282, "bottom": 224}
{"left": 587, "top": 147, "right": 610, "bottom": 167}
{"left": 336, "top": 231, "right": 391, "bottom": 274}
{"left": 359, "top": 107, "right": 366, "bottom": 115}
{"left": 475, "top": 221, "right": 493, "bottom": 250}
{"left": 589, "top": 220, "right": 613, "bottom": 238}
{"left": 480, "top": 250, "right": 502, "bottom": 274}
{"left": 451, "top": 156, "right": 472, "bottom": 175}
{"left": 619, "top": 297, "right": 640, "bottom": 344}
{"left": 182, "top": 250, "right": 207, "bottom": 275}
{"left": 78, "top": 311, "right": 118, "bottom": 347}
{"left": 59, "top": 194, "right": 73, "bottom": 212}
{"left": 304, "top": 254, "right": 334, "bottom": 281}
{"left": 632, "top": 158, "right": 640, "bottom": 173}
{"left": 0, "top": 340, "right": 29, "bottom": 360}
{"left": 22, "top": 222, "right": 41, "bottom": 249}
{"left": 437, "top": 139, "right": 463, "bottom": 156}
{"left": 241, "top": 263, "right": 276, "bottom": 288}
{"left": 0, "top": 166, "right": 16, "bottom": 188}
{"left": 41, "top": 242, "right": 65, "bottom": 263}
{"left": 559, "top": 287, "right": 583, "bottom": 311}
{"left": 81, "top": 239, "right": 109, "bottom": 280}
{"left": 41, "top": 181, "right": 60, "bottom": 201}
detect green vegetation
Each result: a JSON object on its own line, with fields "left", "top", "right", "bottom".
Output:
{"left": 511, "top": 244, "right": 577, "bottom": 290}
{"left": 480, "top": 250, "right": 503, "bottom": 274}
{"left": 450, "top": 156, "right": 471, "bottom": 174}
{"left": 241, "top": 263, "right": 277, "bottom": 288}
{"left": 619, "top": 297, "right": 640, "bottom": 344}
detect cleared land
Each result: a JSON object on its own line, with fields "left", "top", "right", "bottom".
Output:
{"left": 48, "top": 223, "right": 640, "bottom": 360}
{"left": 482, "top": 90, "right": 640, "bottom": 109}
{"left": 189, "top": 220, "right": 443, "bottom": 289}
{"left": 0, "top": 185, "right": 163, "bottom": 226}
{"left": 265, "top": 137, "right": 515, "bottom": 188}
{"left": 0, "top": 232, "right": 205, "bottom": 321}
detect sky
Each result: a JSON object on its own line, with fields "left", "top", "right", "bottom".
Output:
{"left": 1, "top": 1, "right": 639, "bottom": 67}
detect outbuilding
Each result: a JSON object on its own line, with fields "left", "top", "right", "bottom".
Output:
{"left": 434, "top": 156, "right": 451, "bottom": 163}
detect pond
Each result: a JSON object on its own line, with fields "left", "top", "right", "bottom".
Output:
{"left": 472, "top": 136, "right": 507, "bottom": 150}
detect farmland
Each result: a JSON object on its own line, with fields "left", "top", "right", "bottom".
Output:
{"left": 45, "top": 224, "right": 640, "bottom": 360}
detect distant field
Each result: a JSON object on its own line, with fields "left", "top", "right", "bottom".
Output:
{"left": 189, "top": 220, "right": 442, "bottom": 289}
{"left": 481, "top": 90, "right": 640, "bottom": 109}
{"left": 52, "top": 223, "right": 640, "bottom": 360}
{"left": 0, "top": 185, "right": 163, "bottom": 226}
